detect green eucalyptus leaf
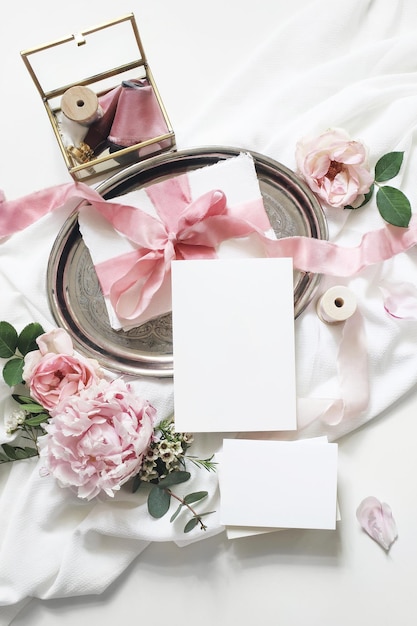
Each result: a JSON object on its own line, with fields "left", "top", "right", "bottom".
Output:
{"left": 0, "top": 452, "right": 9, "bottom": 463}
{"left": 147, "top": 485, "right": 171, "bottom": 518}
{"left": 376, "top": 186, "right": 411, "bottom": 227}
{"left": 183, "top": 491, "right": 208, "bottom": 505}
{"left": 3, "top": 357, "right": 24, "bottom": 387}
{"left": 184, "top": 517, "right": 199, "bottom": 533}
{"left": 0, "top": 321, "right": 18, "bottom": 358}
{"left": 17, "top": 323, "right": 44, "bottom": 356}
{"left": 170, "top": 503, "right": 184, "bottom": 522}
{"left": 157, "top": 470, "right": 191, "bottom": 488}
{"left": 131, "top": 473, "right": 142, "bottom": 493}
{"left": 375, "top": 152, "right": 404, "bottom": 183}
{"left": 24, "top": 413, "right": 49, "bottom": 427}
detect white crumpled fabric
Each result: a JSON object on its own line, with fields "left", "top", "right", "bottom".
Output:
{"left": 2, "top": 0, "right": 417, "bottom": 621}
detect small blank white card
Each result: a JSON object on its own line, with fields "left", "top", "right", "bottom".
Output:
{"left": 171, "top": 257, "right": 296, "bottom": 433}
{"left": 219, "top": 438, "right": 338, "bottom": 530}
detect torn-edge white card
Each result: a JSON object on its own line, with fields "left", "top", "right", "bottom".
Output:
{"left": 171, "top": 257, "right": 296, "bottom": 433}
{"left": 219, "top": 438, "right": 338, "bottom": 530}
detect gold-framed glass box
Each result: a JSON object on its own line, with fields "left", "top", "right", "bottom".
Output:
{"left": 21, "top": 14, "right": 176, "bottom": 182}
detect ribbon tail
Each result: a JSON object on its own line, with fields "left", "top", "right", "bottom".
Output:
{"left": 262, "top": 216, "right": 417, "bottom": 277}
{"left": 0, "top": 182, "right": 94, "bottom": 239}
{"left": 108, "top": 251, "right": 169, "bottom": 321}
{"left": 318, "top": 310, "right": 369, "bottom": 427}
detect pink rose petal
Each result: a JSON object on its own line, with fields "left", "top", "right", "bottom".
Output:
{"left": 379, "top": 280, "right": 417, "bottom": 320}
{"left": 356, "top": 496, "right": 398, "bottom": 551}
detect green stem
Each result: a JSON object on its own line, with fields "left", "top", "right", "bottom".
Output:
{"left": 165, "top": 488, "right": 207, "bottom": 531}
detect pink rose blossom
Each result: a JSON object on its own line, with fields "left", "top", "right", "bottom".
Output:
{"left": 356, "top": 496, "right": 398, "bottom": 551}
{"left": 23, "top": 328, "right": 101, "bottom": 410}
{"left": 38, "top": 378, "right": 156, "bottom": 500}
{"left": 295, "top": 128, "right": 374, "bottom": 208}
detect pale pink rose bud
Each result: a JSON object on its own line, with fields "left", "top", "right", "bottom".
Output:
{"left": 295, "top": 128, "right": 374, "bottom": 209}
{"left": 356, "top": 496, "right": 398, "bottom": 551}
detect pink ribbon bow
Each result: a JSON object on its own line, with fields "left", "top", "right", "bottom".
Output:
{"left": 88, "top": 174, "right": 269, "bottom": 321}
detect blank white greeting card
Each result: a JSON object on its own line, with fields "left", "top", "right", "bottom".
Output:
{"left": 223, "top": 436, "right": 341, "bottom": 539}
{"left": 219, "top": 438, "right": 338, "bottom": 530}
{"left": 171, "top": 257, "right": 296, "bottom": 433}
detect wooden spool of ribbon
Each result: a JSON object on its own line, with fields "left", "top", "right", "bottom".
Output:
{"left": 61, "top": 86, "right": 102, "bottom": 126}
{"left": 316, "top": 286, "right": 357, "bottom": 324}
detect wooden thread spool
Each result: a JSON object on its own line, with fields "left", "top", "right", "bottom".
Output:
{"left": 61, "top": 86, "right": 101, "bottom": 126}
{"left": 316, "top": 286, "right": 357, "bottom": 324}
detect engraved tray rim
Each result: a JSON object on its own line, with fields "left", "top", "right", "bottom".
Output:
{"left": 47, "top": 146, "right": 328, "bottom": 378}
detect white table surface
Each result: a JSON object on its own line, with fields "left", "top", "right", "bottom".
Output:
{"left": 1, "top": 1, "right": 417, "bottom": 624}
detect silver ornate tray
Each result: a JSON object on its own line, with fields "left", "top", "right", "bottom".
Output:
{"left": 47, "top": 147, "right": 327, "bottom": 377}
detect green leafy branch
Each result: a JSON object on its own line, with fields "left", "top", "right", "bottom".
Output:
{"left": 346, "top": 151, "right": 411, "bottom": 228}
{"left": 0, "top": 321, "right": 49, "bottom": 463}
{"left": 0, "top": 443, "right": 39, "bottom": 464}
{"left": 0, "top": 393, "right": 50, "bottom": 464}
{"left": 0, "top": 321, "right": 45, "bottom": 386}
{"left": 146, "top": 470, "right": 214, "bottom": 532}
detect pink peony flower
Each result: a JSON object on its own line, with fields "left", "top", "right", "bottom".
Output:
{"left": 356, "top": 496, "right": 398, "bottom": 551}
{"left": 38, "top": 378, "right": 156, "bottom": 499}
{"left": 295, "top": 128, "right": 374, "bottom": 208}
{"left": 23, "top": 328, "right": 101, "bottom": 410}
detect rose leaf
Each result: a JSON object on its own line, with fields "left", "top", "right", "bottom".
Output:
{"left": 13, "top": 446, "right": 38, "bottom": 460}
{"left": 12, "top": 394, "right": 35, "bottom": 405}
{"left": 0, "top": 321, "right": 18, "bottom": 358}
{"left": 24, "top": 414, "right": 49, "bottom": 427}
{"left": 1, "top": 443, "right": 19, "bottom": 460}
{"left": 374, "top": 152, "right": 404, "bottom": 183}
{"left": 2, "top": 357, "right": 24, "bottom": 387}
{"left": 19, "top": 403, "right": 45, "bottom": 414}
{"left": 376, "top": 186, "right": 411, "bottom": 228}
{"left": 17, "top": 323, "right": 45, "bottom": 356}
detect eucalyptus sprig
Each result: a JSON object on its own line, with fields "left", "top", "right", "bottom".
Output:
{"left": 347, "top": 151, "right": 411, "bottom": 227}
{"left": 146, "top": 470, "right": 214, "bottom": 532}
{"left": 132, "top": 416, "right": 217, "bottom": 533}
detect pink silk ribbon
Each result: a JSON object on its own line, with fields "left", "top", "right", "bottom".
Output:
{"left": 90, "top": 174, "right": 270, "bottom": 320}
{"left": 0, "top": 183, "right": 417, "bottom": 277}
{"left": 1, "top": 179, "right": 409, "bottom": 431}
